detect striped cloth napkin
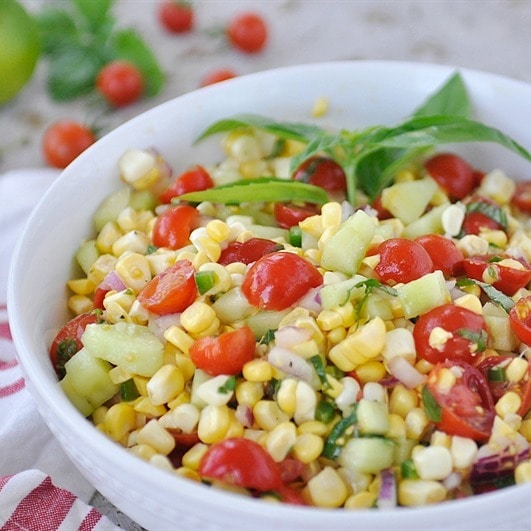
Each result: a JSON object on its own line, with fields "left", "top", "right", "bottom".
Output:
{"left": 0, "top": 169, "right": 118, "bottom": 530}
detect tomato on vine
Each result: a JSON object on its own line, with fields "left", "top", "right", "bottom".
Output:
{"left": 158, "top": 1, "right": 194, "bottom": 33}
{"left": 227, "top": 12, "right": 268, "bottom": 53}
{"left": 96, "top": 60, "right": 144, "bottom": 107}
{"left": 200, "top": 68, "right": 237, "bottom": 87}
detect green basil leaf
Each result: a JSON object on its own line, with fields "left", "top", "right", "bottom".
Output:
{"left": 466, "top": 200, "right": 508, "bottom": 231}
{"left": 413, "top": 72, "right": 471, "bottom": 118}
{"left": 456, "top": 328, "right": 488, "bottom": 352}
{"left": 456, "top": 278, "right": 515, "bottom": 312}
{"left": 35, "top": 8, "right": 79, "bottom": 55}
{"left": 309, "top": 355, "right": 330, "bottom": 389}
{"left": 322, "top": 406, "right": 358, "bottom": 459}
{"left": 218, "top": 376, "right": 237, "bottom": 394}
{"left": 421, "top": 385, "right": 442, "bottom": 423}
{"left": 177, "top": 178, "right": 328, "bottom": 205}
{"left": 109, "top": 29, "right": 165, "bottom": 96}
{"left": 72, "top": 0, "right": 114, "bottom": 33}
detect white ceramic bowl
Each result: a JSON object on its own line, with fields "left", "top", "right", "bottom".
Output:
{"left": 8, "top": 61, "right": 531, "bottom": 530}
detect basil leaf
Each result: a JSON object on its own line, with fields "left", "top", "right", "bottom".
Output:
{"left": 354, "top": 278, "right": 398, "bottom": 298}
{"left": 177, "top": 178, "right": 328, "bottom": 205}
{"left": 109, "top": 29, "right": 165, "bottom": 96}
{"left": 456, "top": 328, "right": 488, "bottom": 352}
{"left": 456, "top": 278, "right": 515, "bottom": 312}
{"left": 35, "top": 9, "right": 78, "bottom": 55}
{"left": 413, "top": 72, "right": 471, "bottom": 118}
{"left": 322, "top": 407, "right": 358, "bottom": 459}
{"left": 218, "top": 376, "right": 237, "bottom": 394}
{"left": 466, "top": 200, "right": 508, "bottom": 231}
{"left": 73, "top": 0, "right": 114, "bottom": 33}
{"left": 309, "top": 355, "right": 330, "bottom": 389}
{"left": 421, "top": 385, "right": 442, "bottom": 423}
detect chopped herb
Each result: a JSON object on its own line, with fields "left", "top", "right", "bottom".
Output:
{"left": 421, "top": 385, "right": 442, "bottom": 423}
{"left": 322, "top": 406, "right": 358, "bottom": 459}
{"left": 456, "top": 328, "right": 488, "bottom": 353}
{"left": 260, "top": 329, "right": 276, "bottom": 345}
{"left": 401, "top": 458, "right": 419, "bottom": 479}
{"left": 315, "top": 400, "right": 336, "bottom": 424}
{"left": 195, "top": 270, "right": 218, "bottom": 295}
{"left": 466, "top": 200, "right": 508, "bottom": 231}
{"left": 456, "top": 278, "right": 515, "bottom": 312}
{"left": 218, "top": 376, "right": 237, "bottom": 394}
{"left": 487, "top": 366, "right": 507, "bottom": 383}
{"left": 146, "top": 244, "right": 158, "bottom": 255}
{"left": 120, "top": 378, "right": 139, "bottom": 401}
{"left": 55, "top": 338, "right": 79, "bottom": 378}
{"left": 309, "top": 355, "right": 330, "bottom": 389}
{"left": 354, "top": 278, "right": 398, "bottom": 318}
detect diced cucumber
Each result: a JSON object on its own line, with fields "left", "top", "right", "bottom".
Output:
{"left": 397, "top": 270, "right": 451, "bottom": 319}
{"left": 320, "top": 274, "right": 367, "bottom": 310}
{"left": 338, "top": 437, "right": 395, "bottom": 474}
{"left": 359, "top": 293, "right": 395, "bottom": 321}
{"left": 94, "top": 186, "right": 131, "bottom": 232}
{"left": 129, "top": 189, "right": 157, "bottom": 211}
{"left": 381, "top": 178, "right": 438, "bottom": 225}
{"left": 392, "top": 437, "right": 416, "bottom": 466}
{"left": 64, "top": 348, "right": 118, "bottom": 409}
{"left": 320, "top": 210, "right": 376, "bottom": 275}
{"left": 357, "top": 399, "right": 390, "bottom": 435}
{"left": 59, "top": 373, "right": 95, "bottom": 417}
{"left": 75, "top": 240, "right": 100, "bottom": 276}
{"left": 81, "top": 322, "right": 164, "bottom": 377}
{"left": 248, "top": 224, "right": 288, "bottom": 241}
{"left": 402, "top": 202, "right": 449, "bottom": 239}
{"left": 245, "top": 309, "right": 291, "bottom": 339}
{"left": 483, "top": 302, "right": 519, "bottom": 351}
{"left": 212, "top": 287, "right": 256, "bottom": 324}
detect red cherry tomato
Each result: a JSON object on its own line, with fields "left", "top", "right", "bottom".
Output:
{"left": 424, "top": 153, "right": 475, "bottom": 200}
{"left": 42, "top": 120, "right": 96, "bottom": 169}
{"left": 293, "top": 156, "right": 347, "bottom": 193}
{"left": 218, "top": 238, "right": 282, "bottom": 266}
{"left": 374, "top": 238, "right": 434, "bottom": 285}
{"left": 159, "top": 165, "right": 214, "bottom": 204}
{"left": 190, "top": 326, "right": 256, "bottom": 376}
{"left": 96, "top": 60, "right": 144, "bottom": 107}
{"left": 461, "top": 255, "right": 531, "bottom": 296}
{"left": 137, "top": 260, "right": 197, "bottom": 315}
{"left": 227, "top": 12, "right": 268, "bottom": 53}
{"left": 152, "top": 205, "right": 199, "bottom": 249}
{"left": 426, "top": 361, "right": 495, "bottom": 442}
{"left": 415, "top": 234, "right": 464, "bottom": 277}
{"left": 274, "top": 202, "right": 319, "bottom": 229}
{"left": 158, "top": 1, "right": 194, "bottom": 33}
{"left": 200, "top": 68, "right": 237, "bottom": 87}
{"left": 509, "top": 296, "right": 531, "bottom": 345}
{"left": 49, "top": 312, "right": 99, "bottom": 377}
{"left": 242, "top": 252, "right": 323, "bottom": 311}
{"left": 371, "top": 194, "right": 393, "bottom": 220}
{"left": 512, "top": 181, "right": 531, "bottom": 214}
{"left": 462, "top": 211, "right": 502, "bottom": 235}
{"left": 413, "top": 303, "right": 488, "bottom": 365}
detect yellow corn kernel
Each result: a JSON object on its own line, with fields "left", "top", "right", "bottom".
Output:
{"left": 240, "top": 159, "right": 270, "bottom": 179}
{"left": 86, "top": 254, "right": 117, "bottom": 286}
{"left": 108, "top": 366, "right": 133, "bottom": 385}
{"left": 415, "top": 358, "right": 434, "bottom": 375}
{"left": 266, "top": 422, "right": 297, "bottom": 462}
{"left": 344, "top": 491, "right": 377, "bottom": 509}
{"left": 506, "top": 357, "right": 529, "bottom": 383}
{"left": 173, "top": 353, "right": 195, "bottom": 382}
{"left": 160, "top": 403, "right": 200, "bottom": 433}
{"left": 294, "top": 381, "right": 317, "bottom": 425}
{"left": 481, "top": 229, "right": 508, "bottom": 248}
{"left": 198, "top": 405, "right": 231, "bottom": 444}
{"left": 147, "top": 364, "right": 185, "bottom": 406}
{"left": 67, "top": 295, "right": 93, "bottom": 315}
{"left": 198, "top": 262, "right": 232, "bottom": 295}
{"left": 92, "top": 406, "right": 108, "bottom": 427}
{"left": 430, "top": 430, "right": 451, "bottom": 449}
{"left": 235, "top": 380, "right": 264, "bottom": 407}
{"left": 515, "top": 460, "right": 531, "bottom": 484}
{"left": 149, "top": 454, "right": 174, "bottom": 472}
{"left": 175, "top": 467, "right": 201, "bottom": 481}
{"left": 96, "top": 221, "right": 122, "bottom": 254}
{"left": 495, "top": 391, "right": 522, "bottom": 418}
{"left": 405, "top": 407, "right": 430, "bottom": 440}
{"left": 115, "top": 253, "right": 151, "bottom": 293}
{"left": 320, "top": 202, "right": 343, "bottom": 229}
{"left": 104, "top": 290, "right": 136, "bottom": 323}
{"left": 398, "top": 479, "right": 447, "bottom": 506}
{"left": 433, "top": 367, "right": 457, "bottom": 393}
{"left": 116, "top": 206, "right": 138, "bottom": 232}
{"left": 164, "top": 325, "right": 194, "bottom": 354}
{"left": 193, "top": 236, "right": 221, "bottom": 263}
{"left": 133, "top": 397, "right": 167, "bottom": 417}
{"left": 450, "top": 435, "right": 478, "bottom": 469}
{"left": 413, "top": 445, "right": 453, "bottom": 480}
{"left": 180, "top": 302, "right": 218, "bottom": 336}
{"left": 242, "top": 359, "right": 273, "bottom": 383}
{"left": 133, "top": 375, "right": 149, "bottom": 397}
{"left": 386, "top": 414, "right": 406, "bottom": 439}
{"left": 205, "top": 219, "right": 231, "bottom": 242}
{"left": 356, "top": 360, "right": 386, "bottom": 384}
{"left": 336, "top": 302, "right": 356, "bottom": 328}
{"left": 389, "top": 384, "right": 419, "bottom": 419}
{"left": 317, "top": 310, "right": 343, "bottom": 331}
{"left": 253, "top": 400, "right": 290, "bottom": 431}
{"left": 67, "top": 278, "right": 96, "bottom": 296}
{"left": 167, "top": 390, "right": 191, "bottom": 410}
{"left": 324, "top": 375, "right": 343, "bottom": 400}
{"left": 276, "top": 378, "right": 298, "bottom": 417}
{"left": 135, "top": 419, "right": 175, "bottom": 455}
{"left": 293, "top": 432, "right": 324, "bottom": 464}
{"left": 225, "top": 409, "right": 245, "bottom": 439}
{"left": 181, "top": 443, "right": 209, "bottom": 471}
{"left": 112, "top": 230, "right": 150, "bottom": 257}
{"left": 327, "top": 326, "right": 347, "bottom": 345}
{"left": 312, "top": 96, "right": 329, "bottom": 118}
{"left": 453, "top": 293, "right": 483, "bottom": 315}
{"left": 223, "top": 131, "right": 263, "bottom": 162}
{"left": 304, "top": 467, "right": 348, "bottom": 508}
{"left": 297, "top": 420, "right": 329, "bottom": 436}
{"left": 129, "top": 443, "right": 158, "bottom": 461}
{"left": 146, "top": 249, "right": 176, "bottom": 276}
{"left": 299, "top": 214, "right": 323, "bottom": 239}
{"left": 105, "top": 403, "right": 136, "bottom": 442}
{"left": 520, "top": 419, "right": 531, "bottom": 441}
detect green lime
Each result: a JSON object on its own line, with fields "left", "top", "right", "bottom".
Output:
{"left": 0, "top": 0, "right": 40, "bottom": 104}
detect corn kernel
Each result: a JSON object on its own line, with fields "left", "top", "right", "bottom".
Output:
{"left": 112, "top": 230, "right": 150, "bottom": 257}
{"left": 317, "top": 310, "right": 343, "bottom": 331}
{"left": 92, "top": 406, "right": 108, "bottom": 426}
{"left": 182, "top": 443, "right": 209, "bottom": 471}
{"left": 129, "top": 443, "right": 158, "bottom": 461}
{"left": 135, "top": 419, "right": 175, "bottom": 455}
{"left": 305, "top": 467, "right": 348, "bottom": 508}
{"left": 235, "top": 380, "right": 264, "bottom": 407}
{"left": 96, "top": 221, "right": 123, "bottom": 253}
{"left": 67, "top": 278, "right": 96, "bottom": 296}
{"left": 327, "top": 326, "right": 347, "bottom": 344}
{"left": 413, "top": 445, "right": 453, "bottom": 480}
{"left": 506, "top": 357, "right": 529, "bottom": 383}
{"left": 175, "top": 467, "right": 201, "bottom": 481}
{"left": 312, "top": 96, "right": 329, "bottom": 118}
{"left": 147, "top": 364, "right": 185, "bottom": 406}
{"left": 398, "top": 479, "right": 447, "bottom": 506}
{"left": 293, "top": 433, "right": 324, "bottom": 464}
{"left": 87, "top": 254, "right": 117, "bottom": 286}
{"left": 294, "top": 381, "right": 317, "bottom": 425}
{"left": 132, "top": 397, "right": 167, "bottom": 417}
{"left": 495, "top": 391, "right": 522, "bottom": 418}
{"left": 386, "top": 414, "right": 406, "bottom": 439}
{"left": 344, "top": 491, "right": 377, "bottom": 509}
{"left": 356, "top": 360, "right": 386, "bottom": 383}
{"left": 164, "top": 325, "right": 194, "bottom": 354}
{"left": 450, "top": 435, "right": 478, "bottom": 469}
{"left": 67, "top": 294, "right": 93, "bottom": 315}
{"left": 253, "top": 400, "right": 290, "bottom": 431}
{"left": 266, "top": 422, "right": 297, "bottom": 462}
{"left": 198, "top": 405, "right": 231, "bottom": 444}
{"left": 389, "top": 385, "right": 419, "bottom": 418}
{"left": 276, "top": 378, "right": 297, "bottom": 417}
{"left": 515, "top": 460, "right": 531, "bottom": 484}
{"left": 297, "top": 420, "right": 329, "bottom": 436}
{"left": 115, "top": 253, "right": 151, "bottom": 292}
{"left": 180, "top": 302, "right": 218, "bottom": 336}
{"left": 405, "top": 407, "right": 430, "bottom": 440}
{"left": 159, "top": 403, "right": 200, "bottom": 433}
{"left": 105, "top": 403, "right": 136, "bottom": 442}
{"left": 520, "top": 419, "right": 531, "bottom": 441}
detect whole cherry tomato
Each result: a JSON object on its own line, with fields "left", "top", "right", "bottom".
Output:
{"left": 512, "top": 181, "right": 531, "bottom": 214}
{"left": 415, "top": 234, "right": 464, "bottom": 277}
{"left": 137, "top": 260, "right": 197, "bottom": 315}
{"left": 42, "top": 120, "right": 96, "bottom": 169}
{"left": 49, "top": 312, "right": 99, "bottom": 377}
{"left": 460, "top": 255, "right": 531, "bottom": 296}
{"left": 461, "top": 197, "right": 506, "bottom": 235}
{"left": 424, "top": 152, "right": 475, "bottom": 200}
{"left": 374, "top": 238, "right": 434, "bottom": 284}
{"left": 370, "top": 194, "right": 392, "bottom": 220}
{"left": 96, "top": 60, "right": 144, "bottom": 107}
{"left": 158, "top": 1, "right": 194, "bottom": 33}
{"left": 293, "top": 156, "right": 347, "bottom": 193}
{"left": 462, "top": 211, "right": 501, "bottom": 235}
{"left": 413, "top": 303, "right": 489, "bottom": 365}
{"left": 509, "top": 295, "right": 531, "bottom": 345}
{"left": 190, "top": 326, "right": 256, "bottom": 376}
{"left": 425, "top": 361, "right": 495, "bottom": 442}
{"left": 152, "top": 204, "right": 199, "bottom": 249}
{"left": 200, "top": 68, "right": 237, "bottom": 87}
{"left": 274, "top": 202, "right": 319, "bottom": 229}
{"left": 242, "top": 252, "right": 323, "bottom": 311}
{"left": 227, "top": 12, "right": 268, "bottom": 53}
{"left": 159, "top": 165, "right": 214, "bottom": 204}
{"left": 218, "top": 238, "right": 282, "bottom": 265}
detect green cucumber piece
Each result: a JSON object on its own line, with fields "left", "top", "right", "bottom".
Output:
{"left": 75, "top": 240, "right": 100, "bottom": 276}
{"left": 320, "top": 275, "right": 367, "bottom": 310}
{"left": 94, "top": 186, "right": 131, "bottom": 232}
{"left": 338, "top": 437, "right": 395, "bottom": 474}
{"left": 357, "top": 399, "right": 390, "bottom": 435}
{"left": 402, "top": 202, "right": 449, "bottom": 239}
{"left": 59, "top": 373, "right": 95, "bottom": 417}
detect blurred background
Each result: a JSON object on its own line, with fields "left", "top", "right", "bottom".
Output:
{"left": 1, "top": 0, "right": 530, "bottom": 173}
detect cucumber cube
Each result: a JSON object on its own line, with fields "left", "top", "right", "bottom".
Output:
{"left": 402, "top": 202, "right": 449, "bottom": 239}
{"left": 320, "top": 274, "right": 367, "bottom": 310}
{"left": 93, "top": 186, "right": 131, "bottom": 232}
{"left": 357, "top": 399, "right": 390, "bottom": 435}
{"left": 338, "top": 437, "right": 395, "bottom": 474}
{"left": 59, "top": 373, "right": 95, "bottom": 417}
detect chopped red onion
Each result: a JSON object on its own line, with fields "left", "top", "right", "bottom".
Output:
{"left": 235, "top": 404, "right": 254, "bottom": 428}
{"left": 267, "top": 346, "right": 317, "bottom": 386}
{"left": 471, "top": 439, "right": 530, "bottom": 483}
{"left": 377, "top": 468, "right": 397, "bottom": 509}
{"left": 149, "top": 313, "right": 182, "bottom": 340}
{"left": 443, "top": 471, "right": 463, "bottom": 491}
{"left": 98, "top": 270, "right": 127, "bottom": 292}
{"left": 387, "top": 356, "right": 427, "bottom": 389}
{"left": 274, "top": 326, "right": 312, "bottom": 349}
{"left": 294, "top": 286, "right": 322, "bottom": 314}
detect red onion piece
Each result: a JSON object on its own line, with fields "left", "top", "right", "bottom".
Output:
{"left": 235, "top": 403, "right": 254, "bottom": 428}
{"left": 387, "top": 356, "right": 427, "bottom": 389}
{"left": 267, "top": 346, "right": 317, "bottom": 386}
{"left": 98, "top": 270, "right": 127, "bottom": 292}
{"left": 471, "top": 439, "right": 530, "bottom": 483}
{"left": 149, "top": 313, "right": 182, "bottom": 340}
{"left": 274, "top": 326, "right": 312, "bottom": 349}
{"left": 294, "top": 286, "right": 322, "bottom": 314}
{"left": 377, "top": 468, "right": 397, "bottom": 509}
{"left": 443, "top": 471, "right": 463, "bottom": 491}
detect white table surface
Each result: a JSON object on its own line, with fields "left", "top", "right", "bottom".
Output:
{"left": 2, "top": 1, "right": 531, "bottom": 528}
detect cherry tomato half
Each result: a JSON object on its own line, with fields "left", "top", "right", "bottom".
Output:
{"left": 49, "top": 312, "right": 99, "bottom": 377}
{"left": 42, "top": 120, "right": 96, "bottom": 169}
{"left": 415, "top": 234, "right": 464, "bottom": 277}
{"left": 218, "top": 237, "right": 282, "bottom": 265}
{"left": 462, "top": 211, "right": 502, "bottom": 235}
{"left": 512, "top": 181, "right": 531, "bottom": 215}
{"left": 158, "top": 1, "right": 194, "bottom": 33}
{"left": 152, "top": 204, "right": 199, "bottom": 249}
{"left": 374, "top": 238, "right": 434, "bottom": 285}
{"left": 137, "top": 260, "right": 197, "bottom": 315}
{"left": 413, "top": 303, "right": 489, "bottom": 365}
{"left": 190, "top": 326, "right": 256, "bottom": 376}
{"left": 227, "top": 12, "right": 268, "bottom": 53}
{"left": 274, "top": 202, "right": 319, "bottom": 229}
{"left": 242, "top": 252, "right": 323, "bottom": 311}
{"left": 509, "top": 296, "right": 531, "bottom": 345}
{"left": 159, "top": 165, "right": 214, "bottom": 204}
{"left": 424, "top": 153, "right": 475, "bottom": 200}
{"left": 461, "top": 255, "right": 531, "bottom": 296}
{"left": 200, "top": 68, "right": 237, "bottom": 87}
{"left": 426, "top": 361, "right": 495, "bottom": 442}
{"left": 293, "top": 156, "right": 347, "bottom": 193}
{"left": 96, "top": 60, "right": 144, "bottom": 107}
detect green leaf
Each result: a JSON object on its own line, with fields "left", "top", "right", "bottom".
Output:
{"left": 177, "top": 178, "right": 329, "bottom": 205}
{"left": 322, "top": 407, "right": 358, "bottom": 459}
{"left": 421, "top": 385, "right": 442, "bottom": 423}
{"left": 456, "top": 328, "right": 488, "bottom": 352}
{"left": 309, "top": 355, "right": 330, "bottom": 389}
{"left": 466, "top": 200, "right": 508, "bottom": 231}
{"left": 35, "top": 8, "right": 79, "bottom": 55}
{"left": 456, "top": 278, "right": 515, "bottom": 312}
{"left": 413, "top": 72, "right": 471, "bottom": 118}
{"left": 72, "top": 0, "right": 114, "bottom": 33}
{"left": 109, "top": 29, "right": 165, "bottom": 96}
{"left": 218, "top": 376, "right": 237, "bottom": 394}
